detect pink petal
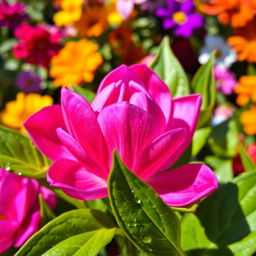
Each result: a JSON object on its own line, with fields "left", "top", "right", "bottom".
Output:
{"left": 129, "top": 92, "right": 166, "bottom": 130}
{"left": 116, "top": 0, "right": 134, "bottom": 18}
{"left": 137, "top": 128, "right": 186, "bottom": 180}
{"left": 24, "top": 105, "right": 73, "bottom": 161}
{"left": 130, "top": 64, "right": 172, "bottom": 123}
{"left": 14, "top": 211, "right": 41, "bottom": 247}
{"left": 98, "top": 102, "right": 162, "bottom": 172}
{"left": 161, "top": 94, "right": 202, "bottom": 170}
{"left": 61, "top": 88, "right": 109, "bottom": 171}
{"left": 0, "top": 220, "right": 18, "bottom": 253}
{"left": 47, "top": 159, "right": 108, "bottom": 201}
{"left": 148, "top": 163, "right": 218, "bottom": 207}
{"left": 56, "top": 128, "right": 108, "bottom": 179}
{"left": 40, "top": 186, "right": 57, "bottom": 210}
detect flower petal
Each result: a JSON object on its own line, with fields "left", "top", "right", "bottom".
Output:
{"left": 98, "top": 102, "right": 161, "bottom": 171}
{"left": 61, "top": 88, "right": 109, "bottom": 171}
{"left": 129, "top": 64, "right": 172, "bottom": 123}
{"left": 137, "top": 128, "right": 186, "bottom": 179}
{"left": 24, "top": 105, "right": 72, "bottom": 161}
{"left": 148, "top": 163, "right": 218, "bottom": 207}
{"left": 47, "top": 159, "right": 108, "bottom": 201}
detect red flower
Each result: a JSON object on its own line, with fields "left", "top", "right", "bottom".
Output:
{"left": 13, "top": 23, "right": 62, "bottom": 68}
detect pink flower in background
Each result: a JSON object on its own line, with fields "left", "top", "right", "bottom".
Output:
{"left": 25, "top": 64, "right": 218, "bottom": 207}
{"left": 0, "top": 1, "right": 28, "bottom": 31}
{"left": 212, "top": 104, "right": 235, "bottom": 126}
{"left": 0, "top": 169, "right": 56, "bottom": 253}
{"left": 214, "top": 66, "right": 237, "bottom": 95}
{"left": 13, "top": 24, "right": 62, "bottom": 68}
{"left": 117, "top": 0, "right": 146, "bottom": 18}
{"left": 139, "top": 54, "right": 155, "bottom": 66}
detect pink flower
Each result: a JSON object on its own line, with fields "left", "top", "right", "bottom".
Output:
{"left": 117, "top": 0, "right": 146, "bottom": 18}
{"left": 25, "top": 64, "right": 218, "bottom": 207}
{"left": 214, "top": 66, "right": 237, "bottom": 95}
{"left": 13, "top": 23, "right": 62, "bottom": 68}
{"left": 0, "top": 169, "right": 56, "bottom": 253}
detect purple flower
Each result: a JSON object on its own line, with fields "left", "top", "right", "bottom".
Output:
{"left": 15, "top": 71, "right": 42, "bottom": 93}
{"left": 156, "top": 0, "right": 204, "bottom": 38}
{"left": 0, "top": 1, "right": 28, "bottom": 31}
{"left": 214, "top": 66, "right": 237, "bottom": 95}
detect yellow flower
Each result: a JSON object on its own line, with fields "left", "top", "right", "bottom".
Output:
{"left": 50, "top": 39, "right": 103, "bottom": 87}
{"left": 1, "top": 93, "right": 53, "bottom": 133}
{"left": 241, "top": 106, "right": 256, "bottom": 135}
{"left": 105, "top": 0, "right": 123, "bottom": 26}
{"left": 54, "top": 0, "right": 83, "bottom": 26}
{"left": 75, "top": 5, "right": 108, "bottom": 37}
{"left": 235, "top": 76, "right": 256, "bottom": 106}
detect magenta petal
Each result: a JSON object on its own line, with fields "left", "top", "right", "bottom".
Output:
{"left": 24, "top": 105, "right": 73, "bottom": 161}
{"left": 137, "top": 128, "right": 186, "bottom": 179}
{"left": 148, "top": 163, "right": 218, "bottom": 207}
{"left": 0, "top": 220, "right": 18, "bottom": 253}
{"left": 61, "top": 88, "right": 109, "bottom": 171}
{"left": 14, "top": 211, "right": 40, "bottom": 247}
{"left": 56, "top": 128, "right": 108, "bottom": 179}
{"left": 47, "top": 159, "right": 108, "bottom": 201}
{"left": 98, "top": 102, "right": 161, "bottom": 172}
{"left": 129, "top": 64, "right": 172, "bottom": 123}
{"left": 97, "top": 65, "right": 144, "bottom": 93}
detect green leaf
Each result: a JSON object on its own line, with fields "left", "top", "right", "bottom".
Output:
{"left": 192, "top": 127, "right": 212, "bottom": 156}
{"left": 191, "top": 53, "right": 216, "bottom": 127}
{"left": 42, "top": 228, "right": 116, "bottom": 256}
{"left": 0, "top": 125, "right": 51, "bottom": 178}
{"left": 181, "top": 171, "right": 256, "bottom": 256}
{"left": 208, "top": 119, "right": 238, "bottom": 158}
{"left": 150, "top": 36, "right": 190, "bottom": 97}
{"left": 205, "top": 156, "right": 233, "bottom": 184}
{"left": 108, "top": 153, "right": 185, "bottom": 256}
{"left": 238, "top": 142, "right": 256, "bottom": 172}
{"left": 15, "top": 209, "right": 116, "bottom": 256}
{"left": 71, "top": 85, "right": 96, "bottom": 103}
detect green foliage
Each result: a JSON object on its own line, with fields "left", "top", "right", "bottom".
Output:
{"left": 15, "top": 209, "right": 116, "bottom": 256}
{"left": 108, "top": 153, "right": 185, "bottom": 256}
{"left": 0, "top": 125, "right": 51, "bottom": 178}
{"left": 71, "top": 85, "right": 96, "bottom": 103}
{"left": 181, "top": 171, "right": 256, "bottom": 256}
{"left": 192, "top": 127, "right": 212, "bottom": 156}
{"left": 191, "top": 53, "right": 216, "bottom": 128}
{"left": 238, "top": 142, "right": 256, "bottom": 172}
{"left": 151, "top": 37, "right": 190, "bottom": 97}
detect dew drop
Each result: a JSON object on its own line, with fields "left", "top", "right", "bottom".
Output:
{"left": 131, "top": 190, "right": 134, "bottom": 194}
{"left": 142, "top": 235, "right": 152, "bottom": 244}
{"left": 137, "top": 199, "right": 141, "bottom": 204}
{"left": 18, "top": 172, "right": 22, "bottom": 176}
{"left": 5, "top": 166, "right": 11, "bottom": 171}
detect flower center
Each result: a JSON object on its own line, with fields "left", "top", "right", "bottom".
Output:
{"left": 173, "top": 11, "right": 187, "bottom": 24}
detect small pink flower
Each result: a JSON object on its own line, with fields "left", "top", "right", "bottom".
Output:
{"left": 214, "top": 66, "right": 237, "bottom": 95}
{"left": 139, "top": 54, "right": 155, "bottom": 66}
{"left": 25, "top": 64, "right": 218, "bottom": 207}
{"left": 13, "top": 23, "right": 62, "bottom": 68}
{"left": 0, "top": 169, "right": 56, "bottom": 253}
{"left": 117, "top": 0, "right": 146, "bottom": 18}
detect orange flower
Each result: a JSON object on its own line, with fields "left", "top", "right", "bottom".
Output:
{"left": 235, "top": 76, "right": 256, "bottom": 106}
{"left": 50, "top": 39, "right": 103, "bottom": 87}
{"left": 240, "top": 106, "right": 256, "bottom": 134}
{"left": 75, "top": 5, "right": 108, "bottom": 37}
{"left": 197, "top": 0, "right": 256, "bottom": 27}
{"left": 228, "top": 20, "right": 256, "bottom": 62}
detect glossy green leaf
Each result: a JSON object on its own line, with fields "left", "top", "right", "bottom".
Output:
{"left": 191, "top": 54, "right": 216, "bottom": 127}
{"left": 0, "top": 125, "right": 51, "bottom": 178}
{"left": 42, "top": 228, "right": 116, "bottom": 256}
{"left": 205, "top": 156, "right": 233, "bottom": 184}
{"left": 238, "top": 142, "right": 256, "bottom": 172}
{"left": 150, "top": 37, "right": 190, "bottom": 97}
{"left": 71, "top": 85, "right": 96, "bottom": 103}
{"left": 15, "top": 209, "right": 116, "bottom": 256}
{"left": 181, "top": 171, "right": 256, "bottom": 256}
{"left": 108, "top": 153, "right": 185, "bottom": 256}
{"left": 192, "top": 127, "right": 212, "bottom": 156}
{"left": 208, "top": 119, "right": 238, "bottom": 158}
